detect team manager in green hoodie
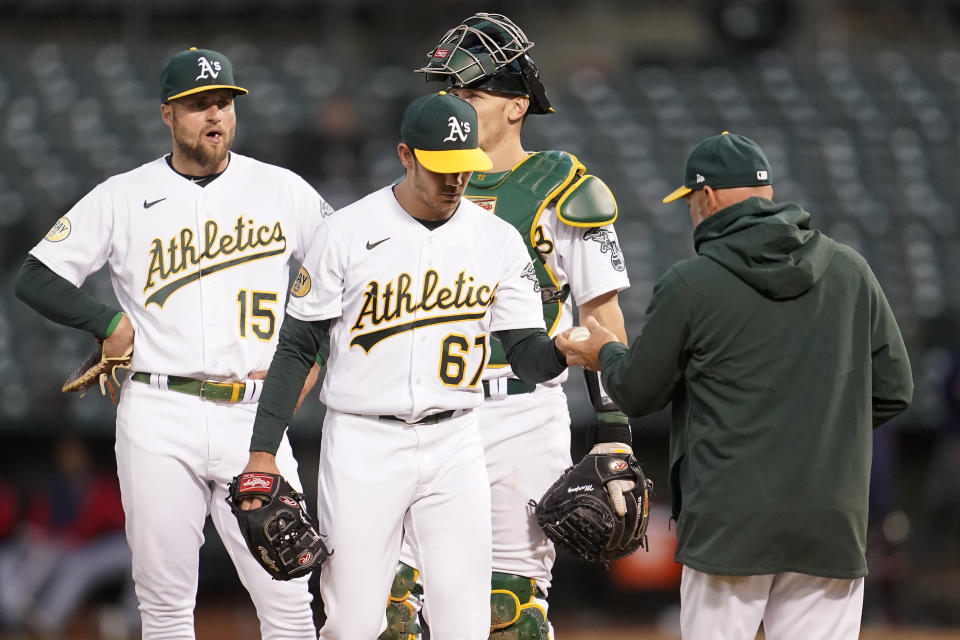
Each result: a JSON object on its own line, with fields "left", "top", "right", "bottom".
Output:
{"left": 557, "top": 132, "right": 913, "bottom": 640}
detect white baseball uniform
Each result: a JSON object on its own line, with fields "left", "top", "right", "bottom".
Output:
{"left": 286, "top": 185, "right": 545, "bottom": 640}
{"left": 30, "top": 152, "right": 331, "bottom": 639}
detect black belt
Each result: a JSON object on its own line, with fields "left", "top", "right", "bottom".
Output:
{"left": 379, "top": 409, "right": 457, "bottom": 425}
{"left": 131, "top": 372, "right": 247, "bottom": 402}
{"left": 482, "top": 379, "right": 536, "bottom": 398}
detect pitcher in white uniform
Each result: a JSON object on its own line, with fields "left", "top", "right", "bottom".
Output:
{"left": 238, "top": 91, "right": 569, "bottom": 640}
{"left": 15, "top": 47, "right": 331, "bottom": 639}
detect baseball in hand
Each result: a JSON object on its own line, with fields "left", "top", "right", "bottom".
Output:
{"left": 568, "top": 326, "right": 591, "bottom": 341}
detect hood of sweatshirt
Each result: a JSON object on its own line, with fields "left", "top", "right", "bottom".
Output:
{"left": 693, "top": 197, "right": 836, "bottom": 300}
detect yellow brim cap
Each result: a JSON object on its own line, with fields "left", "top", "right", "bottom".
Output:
{"left": 415, "top": 147, "right": 493, "bottom": 174}
{"left": 662, "top": 185, "right": 692, "bottom": 204}
{"left": 166, "top": 85, "right": 249, "bottom": 102}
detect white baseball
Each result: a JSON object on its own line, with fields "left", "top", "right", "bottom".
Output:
{"left": 568, "top": 326, "right": 591, "bottom": 341}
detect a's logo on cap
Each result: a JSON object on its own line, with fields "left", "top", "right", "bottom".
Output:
{"left": 757, "top": 170, "right": 768, "bottom": 180}
{"left": 195, "top": 56, "right": 222, "bottom": 81}
{"left": 695, "top": 173, "right": 705, "bottom": 184}
{"left": 443, "top": 116, "right": 470, "bottom": 143}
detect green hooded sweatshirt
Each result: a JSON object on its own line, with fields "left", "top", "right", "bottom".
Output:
{"left": 599, "top": 197, "right": 913, "bottom": 578}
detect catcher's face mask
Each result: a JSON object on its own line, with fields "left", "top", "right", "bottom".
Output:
{"left": 416, "top": 13, "right": 553, "bottom": 115}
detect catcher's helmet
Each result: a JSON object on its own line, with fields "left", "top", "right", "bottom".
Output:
{"left": 416, "top": 13, "right": 553, "bottom": 115}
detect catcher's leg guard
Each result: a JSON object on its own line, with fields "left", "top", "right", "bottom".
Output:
{"left": 490, "top": 572, "right": 550, "bottom": 640}
{"left": 378, "top": 562, "right": 423, "bottom": 640}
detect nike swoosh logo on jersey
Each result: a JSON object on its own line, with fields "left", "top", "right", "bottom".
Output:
{"left": 366, "top": 237, "right": 390, "bottom": 250}
{"left": 143, "top": 198, "right": 167, "bottom": 209}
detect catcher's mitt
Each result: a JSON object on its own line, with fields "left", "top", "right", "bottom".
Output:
{"left": 534, "top": 446, "right": 652, "bottom": 563}
{"left": 61, "top": 338, "right": 133, "bottom": 403}
{"left": 226, "top": 472, "right": 330, "bottom": 581}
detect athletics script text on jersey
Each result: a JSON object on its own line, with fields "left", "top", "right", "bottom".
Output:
{"left": 348, "top": 269, "right": 498, "bottom": 353}
{"left": 143, "top": 216, "right": 286, "bottom": 307}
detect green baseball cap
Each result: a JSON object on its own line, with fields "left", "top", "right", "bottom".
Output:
{"left": 663, "top": 131, "right": 772, "bottom": 203}
{"left": 160, "top": 47, "right": 249, "bottom": 103}
{"left": 400, "top": 91, "right": 492, "bottom": 173}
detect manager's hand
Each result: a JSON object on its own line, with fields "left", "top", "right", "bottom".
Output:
{"left": 556, "top": 317, "right": 618, "bottom": 372}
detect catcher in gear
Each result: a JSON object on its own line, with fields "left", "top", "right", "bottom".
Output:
{"left": 534, "top": 440, "right": 652, "bottom": 564}
{"left": 227, "top": 472, "right": 330, "bottom": 581}
{"left": 383, "top": 12, "right": 633, "bottom": 640}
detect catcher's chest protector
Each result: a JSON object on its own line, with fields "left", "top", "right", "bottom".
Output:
{"left": 465, "top": 150, "right": 581, "bottom": 365}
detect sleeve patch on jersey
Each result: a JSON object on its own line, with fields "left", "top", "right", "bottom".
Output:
{"left": 291, "top": 266, "right": 312, "bottom": 298}
{"left": 583, "top": 228, "right": 626, "bottom": 272}
{"left": 44, "top": 217, "right": 72, "bottom": 242}
{"left": 521, "top": 262, "right": 540, "bottom": 292}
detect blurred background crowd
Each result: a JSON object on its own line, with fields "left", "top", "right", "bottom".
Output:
{"left": 1, "top": 0, "right": 959, "bottom": 637}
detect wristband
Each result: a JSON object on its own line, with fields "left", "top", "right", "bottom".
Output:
{"left": 586, "top": 418, "right": 632, "bottom": 447}
{"left": 104, "top": 312, "right": 124, "bottom": 337}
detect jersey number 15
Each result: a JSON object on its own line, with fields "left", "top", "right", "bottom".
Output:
{"left": 237, "top": 289, "right": 277, "bottom": 341}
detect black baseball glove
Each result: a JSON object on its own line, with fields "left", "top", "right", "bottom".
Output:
{"left": 534, "top": 444, "right": 652, "bottom": 564}
{"left": 226, "top": 472, "right": 331, "bottom": 580}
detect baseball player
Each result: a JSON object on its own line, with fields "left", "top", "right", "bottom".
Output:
{"left": 238, "top": 91, "right": 569, "bottom": 640}
{"left": 382, "top": 14, "right": 631, "bottom": 639}
{"left": 14, "top": 47, "right": 330, "bottom": 638}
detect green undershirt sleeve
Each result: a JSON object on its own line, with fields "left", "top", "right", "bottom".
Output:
{"left": 250, "top": 316, "right": 331, "bottom": 454}
{"left": 495, "top": 327, "right": 567, "bottom": 384}
{"left": 14, "top": 255, "right": 123, "bottom": 338}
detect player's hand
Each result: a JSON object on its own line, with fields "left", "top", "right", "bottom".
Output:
{"left": 248, "top": 370, "right": 268, "bottom": 380}
{"left": 295, "top": 363, "right": 321, "bottom": 414}
{"left": 103, "top": 314, "right": 134, "bottom": 359}
{"left": 239, "top": 452, "right": 283, "bottom": 510}
{"left": 556, "top": 317, "right": 617, "bottom": 372}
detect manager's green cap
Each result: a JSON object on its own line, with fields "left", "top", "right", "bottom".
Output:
{"left": 400, "top": 91, "right": 492, "bottom": 173}
{"left": 160, "top": 47, "right": 248, "bottom": 103}
{"left": 663, "top": 131, "right": 772, "bottom": 203}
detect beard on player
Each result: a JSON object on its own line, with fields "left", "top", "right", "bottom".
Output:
{"left": 172, "top": 119, "right": 235, "bottom": 172}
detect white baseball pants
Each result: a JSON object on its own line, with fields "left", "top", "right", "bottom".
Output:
{"left": 400, "top": 386, "right": 570, "bottom": 594}
{"left": 680, "top": 565, "right": 864, "bottom": 640}
{"left": 115, "top": 381, "right": 316, "bottom": 639}
{"left": 316, "top": 409, "right": 491, "bottom": 640}
{"left": 478, "top": 386, "right": 571, "bottom": 593}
